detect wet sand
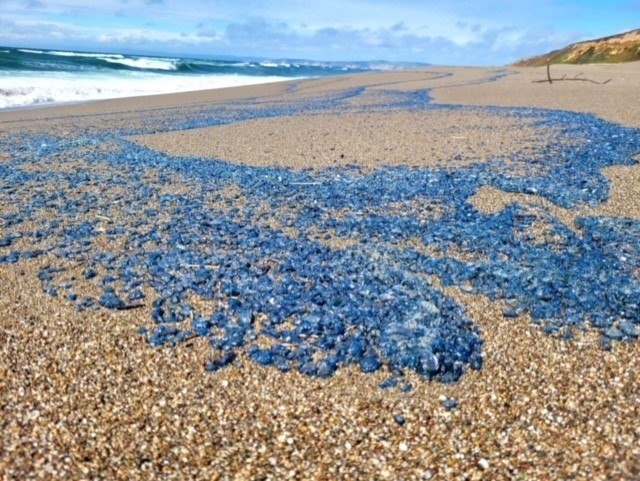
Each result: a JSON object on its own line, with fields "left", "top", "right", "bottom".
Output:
{"left": 1, "top": 64, "right": 640, "bottom": 480}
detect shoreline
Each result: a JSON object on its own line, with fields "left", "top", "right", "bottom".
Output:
{"left": 2, "top": 61, "right": 639, "bottom": 126}
{"left": 0, "top": 75, "right": 304, "bottom": 114}
{"left": 3, "top": 45, "right": 421, "bottom": 112}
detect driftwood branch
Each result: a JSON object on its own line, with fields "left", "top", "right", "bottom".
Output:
{"left": 533, "top": 63, "right": 611, "bottom": 85}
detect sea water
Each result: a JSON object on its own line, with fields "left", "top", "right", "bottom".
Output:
{"left": 0, "top": 46, "right": 419, "bottom": 109}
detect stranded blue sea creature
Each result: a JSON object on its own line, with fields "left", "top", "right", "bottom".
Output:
{"left": 0, "top": 85, "right": 639, "bottom": 389}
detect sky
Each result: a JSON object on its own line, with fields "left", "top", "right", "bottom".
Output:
{"left": 0, "top": 0, "right": 637, "bottom": 65}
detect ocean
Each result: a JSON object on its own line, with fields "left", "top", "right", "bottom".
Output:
{"left": 0, "top": 46, "right": 420, "bottom": 109}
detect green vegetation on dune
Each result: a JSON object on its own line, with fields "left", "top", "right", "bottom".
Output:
{"left": 514, "top": 29, "right": 640, "bottom": 67}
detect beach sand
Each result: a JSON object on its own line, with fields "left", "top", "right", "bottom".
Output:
{"left": 1, "top": 64, "right": 640, "bottom": 480}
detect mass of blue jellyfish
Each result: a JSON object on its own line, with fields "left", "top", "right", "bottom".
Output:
{"left": 1, "top": 79, "right": 639, "bottom": 387}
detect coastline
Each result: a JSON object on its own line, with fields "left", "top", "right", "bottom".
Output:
{"left": 0, "top": 75, "right": 302, "bottom": 113}
{"left": 0, "top": 75, "right": 299, "bottom": 117}
{"left": 1, "top": 46, "right": 408, "bottom": 111}
{"left": 1, "top": 64, "right": 640, "bottom": 480}
{"left": 3, "top": 62, "right": 639, "bottom": 125}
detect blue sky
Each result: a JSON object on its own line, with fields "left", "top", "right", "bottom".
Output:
{"left": 0, "top": 0, "right": 637, "bottom": 64}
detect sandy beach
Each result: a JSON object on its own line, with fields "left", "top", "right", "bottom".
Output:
{"left": 1, "top": 64, "right": 640, "bottom": 480}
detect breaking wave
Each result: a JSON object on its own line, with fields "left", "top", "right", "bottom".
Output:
{"left": 0, "top": 46, "right": 426, "bottom": 108}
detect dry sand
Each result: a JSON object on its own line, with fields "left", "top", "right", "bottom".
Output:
{"left": 432, "top": 62, "right": 640, "bottom": 128}
{"left": 131, "top": 110, "right": 565, "bottom": 171}
{"left": 1, "top": 65, "right": 640, "bottom": 480}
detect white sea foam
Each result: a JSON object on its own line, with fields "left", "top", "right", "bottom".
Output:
{"left": 259, "top": 61, "right": 292, "bottom": 68}
{"left": 48, "top": 50, "right": 125, "bottom": 59}
{"left": 0, "top": 70, "right": 295, "bottom": 109}
{"left": 102, "top": 57, "right": 179, "bottom": 70}
{"left": 18, "top": 49, "right": 45, "bottom": 54}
